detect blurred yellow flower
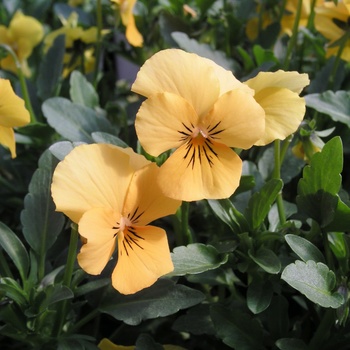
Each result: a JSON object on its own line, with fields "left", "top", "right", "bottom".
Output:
{"left": 0, "top": 11, "right": 44, "bottom": 77}
{"left": 68, "top": 0, "right": 84, "bottom": 6}
{"left": 0, "top": 79, "right": 30, "bottom": 158}
{"left": 44, "top": 12, "right": 99, "bottom": 77}
{"left": 244, "top": 70, "right": 309, "bottom": 146}
{"left": 51, "top": 144, "right": 181, "bottom": 295}
{"left": 132, "top": 49, "right": 265, "bottom": 201}
{"left": 315, "top": 0, "right": 350, "bottom": 61}
{"left": 281, "top": 0, "right": 322, "bottom": 36}
{"left": 98, "top": 338, "right": 186, "bottom": 350}
{"left": 111, "top": 0, "right": 143, "bottom": 47}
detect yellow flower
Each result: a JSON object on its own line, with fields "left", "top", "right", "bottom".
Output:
{"left": 68, "top": 0, "right": 84, "bottom": 6}
{"left": 132, "top": 49, "right": 265, "bottom": 201}
{"left": 281, "top": 0, "right": 323, "bottom": 36}
{"left": 44, "top": 13, "right": 99, "bottom": 77}
{"left": 0, "top": 79, "right": 30, "bottom": 158}
{"left": 51, "top": 144, "right": 181, "bottom": 295}
{"left": 244, "top": 70, "right": 309, "bottom": 146}
{"left": 315, "top": 0, "right": 350, "bottom": 61}
{"left": 111, "top": 0, "right": 143, "bottom": 47}
{"left": 0, "top": 11, "right": 44, "bottom": 77}
{"left": 98, "top": 338, "right": 186, "bottom": 350}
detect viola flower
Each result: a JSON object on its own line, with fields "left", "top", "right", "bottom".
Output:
{"left": 244, "top": 70, "right": 309, "bottom": 146}
{"left": 51, "top": 144, "right": 181, "bottom": 295}
{"left": 281, "top": 0, "right": 323, "bottom": 36}
{"left": 44, "top": 12, "right": 102, "bottom": 77}
{"left": 0, "top": 11, "right": 44, "bottom": 77}
{"left": 315, "top": 0, "right": 350, "bottom": 61}
{"left": 0, "top": 79, "right": 30, "bottom": 158}
{"left": 132, "top": 49, "right": 265, "bottom": 201}
{"left": 111, "top": 0, "right": 143, "bottom": 47}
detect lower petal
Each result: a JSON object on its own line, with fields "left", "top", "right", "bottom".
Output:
{"left": 0, "top": 126, "right": 16, "bottom": 158}
{"left": 157, "top": 141, "right": 242, "bottom": 201}
{"left": 112, "top": 225, "right": 173, "bottom": 294}
{"left": 77, "top": 208, "right": 120, "bottom": 275}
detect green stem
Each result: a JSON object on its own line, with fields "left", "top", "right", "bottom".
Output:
{"left": 52, "top": 223, "right": 79, "bottom": 337}
{"left": 273, "top": 140, "right": 286, "bottom": 225}
{"left": 306, "top": 0, "right": 318, "bottom": 30}
{"left": 0, "top": 249, "right": 14, "bottom": 279}
{"left": 93, "top": 0, "right": 103, "bottom": 89}
{"left": 0, "top": 44, "right": 36, "bottom": 123}
{"left": 283, "top": 0, "right": 303, "bottom": 70}
{"left": 328, "top": 32, "right": 350, "bottom": 90}
{"left": 176, "top": 201, "right": 192, "bottom": 246}
{"left": 322, "top": 228, "right": 335, "bottom": 272}
{"left": 69, "top": 308, "right": 100, "bottom": 334}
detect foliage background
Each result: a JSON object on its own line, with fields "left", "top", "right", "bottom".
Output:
{"left": 0, "top": 0, "right": 350, "bottom": 349}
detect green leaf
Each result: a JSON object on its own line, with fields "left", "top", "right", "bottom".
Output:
{"left": 305, "top": 91, "right": 350, "bottom": 127}
{"left": 0, "top": 278, "right": 28, "bottom": 307}
{"left": 275, "top": 338, "right": 308, "bottom": 350}
{"left": 37, "top": 34, "right": 65, "bottom": 100}
{"left": 172, "top": 304, "right": 215, "bottom": 335}
{"left": 208, "top": 198, "right": 248, "bottom": 233}
{"left": 70, "top": 70, "right": 99, "bottom": 108}
{"left": 324, "top": 198, "right": 350, "bottom": 232}
{"left": 285, "top": 234, "right": 325, "bottom": 263}
{"left": 247, "top": 280, "right": 273, "bottom": 314}
{"left": 99, "top": 280, "right": 205, "bottom": 325}
{"left": 135, "top": 334, "right": 163, "bottom": 350}
{"left": 249, "top": 247, "right": 281, "bottom": 274}
{"left": 171, "top": 32, "right": 238, "bottom": 71}
{"left": 167, "top": 243, "right": 228, "bottom": 277}
{"left": 245, "top": 179, "right": 283, "bottom": 230}
{"left": 0, "top": 222, "right": 29, "bottom": 282}
{"left": 42, "top": 97, "right": 115, "bottom": 142}
{"left": 91, "top": 131, "right": 128, "bottom": 148}
{"left": 20, "top": 149, "right": 65, "bottom": 255}
{"left": 296, "top": 137, "right": 343, "bottom": 226}
{"left": 281, "top": 260, "right": 344, "bottom": 308}
{"left": 41, "top": 285, "right": 74, "bottom": 309}
{"left": 210, "top": 303, "right": 264, "bottom": 350}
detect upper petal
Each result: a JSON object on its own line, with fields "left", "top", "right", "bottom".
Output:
{"left": 135, "top": 92, "right": 199, "bottom": 156}
{"left": 0, "top": 79, "right": 30, "bottom": 127}
{"left": 51, "top": 144, "right": 137, "bottom": 223}
{"left": 253, "top": 87, "right": 306, "bottom": 146}
{"left": 158, "top": 140, "right": 242, "bottom": 201}
{"left": 132, "top": 49, "right": 220, "bottom": 117}
{"left": 112, "top": 225, "right": 173, "bottom": 294}
{"left": 244, "top": 70, "right": 309, "bottom": 94}
{"left": 123, "top": 163, "right": 181, "bottom": 226}
{"left": 202, "top": 89, "right": 265, "bottom": 149}
{"left": 77, "top": 207, "right": 119, "bottom": 275}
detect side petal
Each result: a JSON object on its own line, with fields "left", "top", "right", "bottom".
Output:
{"left": 244, "top": 70, "right": 309, "bottom": 94}
{"left": 158, "top": 141, "right": 242, "bottom": 201}
{"left": 131, "top": 49, "right": 220, "bottom": 117}
{"left": 253, "top": 87, "right": 306, "bottom": 146}
{"left": 51, "top": 144, "right": 134, "bottom": 223}
{"left": 77, "top": 208, "right": 119, "bottom": 275}
{"left": 123, "top": 163, "right": 181, "bottom": 226}
{"left": 0, "top": 79, "right": 30, "bottom": 127}
{"left": 135, "top": 92, "right": 199, "bottom": 156}
{"left": 112, "top": 225, "right": 173, "bottom": 294}
{"left": 202, "top": 89, "right": 265, "bottom": 149}
{"left": 0, "top": 125, "right": 16, "bottom": 158}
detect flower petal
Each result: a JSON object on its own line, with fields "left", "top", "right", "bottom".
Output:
{"left": 0, "top": 125, "right": 16, "bottom": 158}
{"left": 135, "top": 92, "right": 199, "bottom": 156}
{"left": 77, "top": 207, "right": 119, "bottom": 275}
{"left": 0, "top": 79, "right": 30, "bottom": 127}
{"left": 112, "top": 225, "right": 173, "bottom": 294}
{"left": 158, "top": 141, "right": 242, "bottom": 201}
{"left": 202, "top": 89, "right": 265, "bottom": 149}
{"left": 51, "top": 144, "right": 136, "bottom": 223}
{"left": 253, "top": 87, "right": 306, "bottom": 146}
{"left": 123, "top": 163, "right": 181, "bottom": 226}
{"left": 132, "top": 49, "right": 220, "bottom": 117}
{"left": 244, "top": 70, "right": 309, "bottom": 94}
